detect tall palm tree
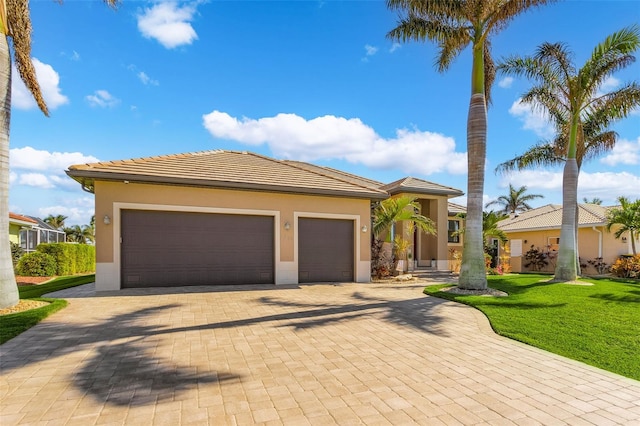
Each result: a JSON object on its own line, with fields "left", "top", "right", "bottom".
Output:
{"left": 606, "top": 197, "right": 640, "bottom": 255}
{"left": 486, "top": 184, "right": 543, "bottom": 215}
{"left": 44, "top": 214, "right": 68, "bottom": 230}
{"left": 498, "top": 25, "right": 640, "bottom": 281}
{"left": 372, "top": 196, "right": 436, "bottom": 276}
{"left": 0, "top": 0, "right": 119, "bottom": 309}
{"left": 386, "top": 0, "right": 553, "bottom": 290}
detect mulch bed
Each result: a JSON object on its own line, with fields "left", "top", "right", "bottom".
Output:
{"left": 15, "top": 276, "right": 54, "bottom": 286}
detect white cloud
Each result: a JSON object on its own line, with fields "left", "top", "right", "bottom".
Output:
{"left": 500, "top": 169, "right": 640, "bottom": 204}
{"left": 137, "top": 2, "right": 198, "bottom": 49}
{"left": 599, "top": 76, "right": 620, "bottom": 92}
{"left": 86, "top": 90, "right": 120, "bottom": 108}
{"left": 364, "top": 44, "right": 378, "bottom": 56}
{"left": 9, "top": 172, "right": 17, "bottom": 184}
{"left": 138, "top": 71, "right": 159, "bottom": 86}
{"left": 508, "top": 98, "right": 554, "bottom": 138}
{"left": 389, "top": 42, "right": 401, "bottom": 53}
{"left": 202, "top": 110, "right": 467, "bottom": 175}
{"left": 11, "top": 58, "right": 69, "bottom": 111}
{"left": 498, "top": 77, "right": 513, "bottom": 89}
{"left": 18, "top": 173, "right": 54, "bottom": 189}
{"left": 10, "top": 146, "right": 99, "bottom": 172}
{"left": 600, "top": 137, "right": 640, "bottom": 166}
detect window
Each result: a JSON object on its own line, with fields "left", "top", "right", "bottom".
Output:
{"left": 448, "top": 220, "right": 460, "bottom": 243}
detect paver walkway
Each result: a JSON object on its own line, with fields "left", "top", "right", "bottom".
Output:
{"left": 1, "top": 279, "right": 639, "bottom": 425}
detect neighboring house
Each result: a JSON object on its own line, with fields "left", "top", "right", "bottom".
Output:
{"left": 66, "top": 150, "right": 464, "bottom": 291}
{"left": 9, "top": 213, "right": 37, "bottom": 245}
{"left": 446, "top": 202, "right": 466, "bottom": 272}
{"left": 498, "top": 203, "right": 634, "bottom": 274}
{"left": 9, "top": 213, "right": 66, "bottom": 253}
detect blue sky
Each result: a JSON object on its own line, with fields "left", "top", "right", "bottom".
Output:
{"left": 9, "top": 0, "right": 640, "bottom": 225}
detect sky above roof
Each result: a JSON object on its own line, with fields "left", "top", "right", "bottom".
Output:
{"left": 9, "top": 0, "right": 640, "bottom": 225}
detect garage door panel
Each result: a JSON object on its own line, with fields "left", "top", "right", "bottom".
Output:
{"left": 298, "top": 218, "right": 354, "bottom": 283}
{"left": 121, "top": 210, "right": 273, "bottom": 287}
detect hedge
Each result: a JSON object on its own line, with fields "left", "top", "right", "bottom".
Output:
{"left": 37, "top": 243, "right": 95, "bottom": 276}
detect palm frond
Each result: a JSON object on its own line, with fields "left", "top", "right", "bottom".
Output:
{"left": 7, "top": 0, "right": 48, "bottom": 115}
{"left": 495, "top": 143, "right": 563, "bottom": 174}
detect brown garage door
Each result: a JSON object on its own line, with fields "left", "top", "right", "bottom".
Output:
{"left": 121, "top": 210, "right": 274, "bottom": 288}
{"left": 298, "top": 218, "right": 354, "bottom": 283}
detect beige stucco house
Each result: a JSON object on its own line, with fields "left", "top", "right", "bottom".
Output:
{"left": 498, "top": 203, "right": 634, "bottom": 274}
{"left": 66, "top": 150, "right": 464, "bottom": 291}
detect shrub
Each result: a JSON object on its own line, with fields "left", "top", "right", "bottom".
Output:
{"left": 523, "top": 245, "right": 549, "bottom": 271}
{"left": 16, "top": 252, "right": 57, "bottom": 277}
{"left": 586, "top": 257, "right": 609, "bottom": 275}
{"left": 10, "top": 242, "right": 24, "bottom": 268}
{"left": 610, "top": 255, "right": 640, "bottom": 278}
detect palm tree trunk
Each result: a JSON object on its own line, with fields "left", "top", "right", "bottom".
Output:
{"left": 459, "top": 93, "right": 488, "bottom": 290}
{"left": 0, "top": 34, "right": 19, "bottom": 309}
{"left": 554, "top": 157, "right": 579, "bottom": 281}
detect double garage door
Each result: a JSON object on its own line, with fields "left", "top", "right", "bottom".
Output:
{"left": 121, "top": 210, "right": 354, "bottom": 288}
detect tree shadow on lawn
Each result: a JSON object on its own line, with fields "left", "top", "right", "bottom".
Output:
{"left": 589, "top": 291, "right": 640, "bottom": 304}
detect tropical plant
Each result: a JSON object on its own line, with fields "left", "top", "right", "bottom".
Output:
{"left": 610, "top": 255, "right": 640, "bottom": 278}
{"left": 371, "top": 196, "right": 435, "bottom": 277}
{"left": 63, "top": 224, "right": 94, "bottom": 244}
{"left": 43, "top": 214, "right": 68, "bottom": 230}
{"left": 0, "top": 0, "right": 119, "bottom": 309}
{"left": 486, "top": 184, "right": 543, "bottom": 215}
{"left": 605, "top": 196, "right": 640, "bottom": 255}
{"left": 498, "top": 25, "right": 640, "bottom": 281}
{"left": 386, "top": 0, "right": 553, "bottom": 290}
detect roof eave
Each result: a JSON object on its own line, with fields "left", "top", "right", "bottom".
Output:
{"left": 65, "top": 170, "right": 389, "bottom": 200}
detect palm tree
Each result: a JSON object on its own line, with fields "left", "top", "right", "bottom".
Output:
{"left": 583, "top": 197, "right": 603, "bottom": 205}
{"left": 486, "top": 184, "right": 543, "bottom": 215}
{"left": 372, "top": 196, "right": 436, "bottom": 276}
{"left": 44, "top": 214, "right": 68, "bottom": 230}
{"left": 606, "top": 197, "right": 640, "bottom": 255}
{"left": 498, "top": 25, "right": 640, "bottom": 281}
{"left": 386, "top": 0, "right": 553, "bottom": 290}
{"left": 0, "top": 0, "right": 119, "bottom": 309}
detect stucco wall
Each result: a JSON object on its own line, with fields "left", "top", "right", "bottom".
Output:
{"left": 94, "top": 181, "right": 372, "bottom": 289}
{"left": 506, "top": 226, "right": 628, "bottom": 274}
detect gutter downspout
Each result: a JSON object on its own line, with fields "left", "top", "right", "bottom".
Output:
{"left": 592, "top": 226, "right": 602, "bottom": 258}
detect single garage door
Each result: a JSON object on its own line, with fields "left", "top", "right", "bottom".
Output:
{"left": 121, "top": 210, "right": 274, "bottom": 288}
{"left": 298, "top": 218, "right": 354, "bottom": 283}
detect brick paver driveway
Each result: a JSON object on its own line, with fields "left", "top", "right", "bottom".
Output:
{"left": 1, "top": 281, "right": 639, "bottom": 425}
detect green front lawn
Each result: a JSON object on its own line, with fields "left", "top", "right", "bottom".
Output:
{"left": 424, "top": 274, "right": 640, "bottom": 381}
{"left": 0, "top": 274, "right": 95, "bottom": 344}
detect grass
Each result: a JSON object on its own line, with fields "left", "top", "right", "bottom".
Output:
{"left": 424, "top": 274, "right": 640, "bottom": 381}
{"left": 0, "top": 274, "right": 95, "bottom": 344}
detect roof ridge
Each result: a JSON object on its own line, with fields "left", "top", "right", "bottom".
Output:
{"left": 271, "top": 156, "right": 388, "bottom": 195}
{"left": 578, "top": 203, "right": 608, "bottom": 221}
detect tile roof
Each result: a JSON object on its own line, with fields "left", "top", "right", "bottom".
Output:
{"left": 498, "top": 204, "right": 611, "bottom": 232}
{"left": 380, "top": 177, "right": 464, "bottom": 197}
{"left": 9, "top": 213, "right": 38, "bottom": 225}
{"left": 66, "top": 150, "right": 389, "bottom": 200}
{"left": 448, "top": 202, "right": 467, "bottom": 215}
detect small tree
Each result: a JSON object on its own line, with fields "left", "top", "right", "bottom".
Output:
{"left": 606, "top": 196, "right": 640, "bottom": 255}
